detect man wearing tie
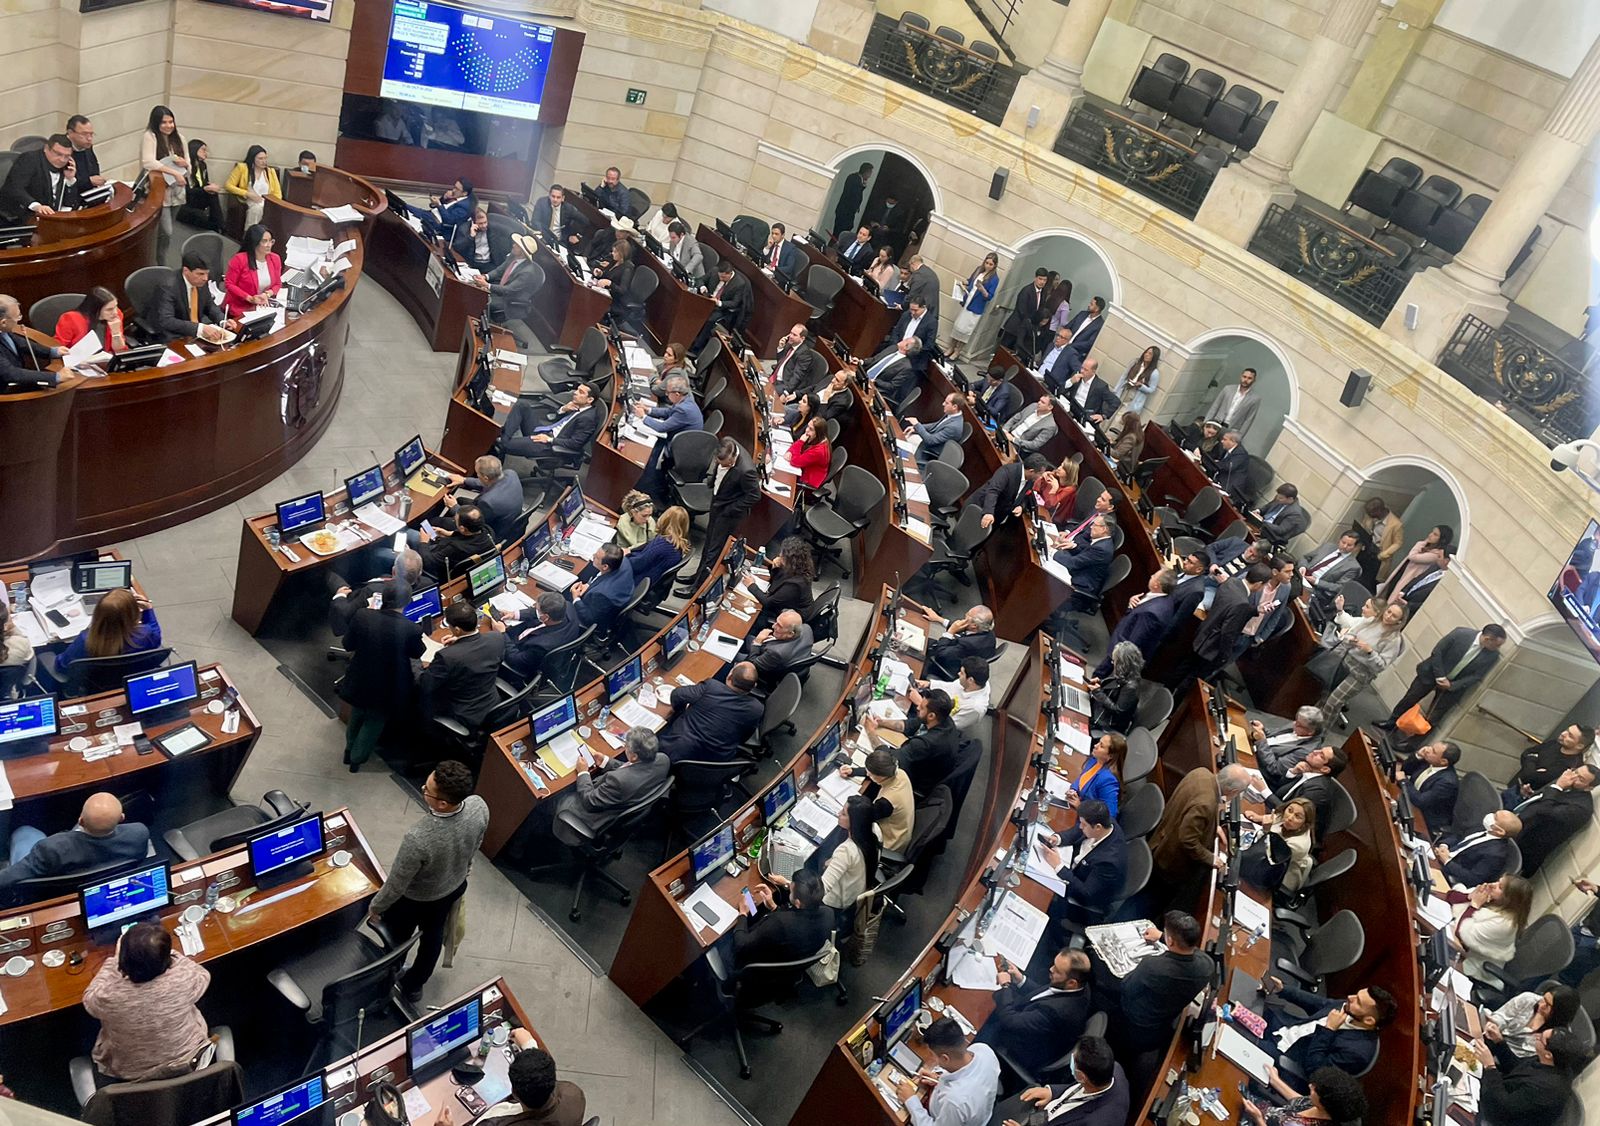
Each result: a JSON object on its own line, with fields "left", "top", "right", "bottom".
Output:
{"left": 1433, "top": 810, "right": 1521, "bottom": 888}
{"left": 695, "top": 438, "right": 760, "bottom": 586}
{"left": 1395, "top": 740, "right": 1462, "bottom": 831}
{"left": 1509, "top": 764, "right": 1597, "bottom": 875}
{"left": 906, "top": 392, "right": 964, "bottom": 470}
{"left": 531, "top": 184, "right": 584, "bottom": 248}
{"left": 1052, "top": 514, "right": 1117, "bottom": 613}
{"left": 838, "top": 224, "right": 875, "bottom": 275}
{"left": 762, "top": 221, "right": 803, "bottom": 282}
{"left": 1213, "top": 429, "right": 1252, "bottom": 505}
{"left": 1000, "top": 268, "right": 1054, "bottom": 361}
{"left": 770, "top": 324, "right": 826, "bottom": 401}
{"left": 1059, "top": 296, "right": 1107, "bottom": 366}
{"left": 689, "top": 262, "right": 754, "bottom": 357}
{"left": 0, "top": 133, "right": 80, "bottom": 222}
{"left": 0, "top": 294, "right": 62, "bottom": 389}
{"left": 1377, "top": 623, "right": 1507, "bottom": 733}
{"left": 865, "top": 336, "right": 921, "bottom": 412}
{"left": 890, "top": 297, "right": 936, "bottom": 375}
{"left": 969, "top": 365, "right": 1022, "bottom": 423}
{"left": 971, "top": 454, "right": 1049, "bottom": 530}
{"left": 497, "top": 381, "right": 603, "bottom": 471}
{"left": 473, "top": 233, "right": 539, "bottom": 328}
{"left": 666, "top": 220, "right": 704, "bottom": 281}
{"left": 149, "top": 252, "right": 232, "bottom": 343}
{"left": 1297, "top": 531, "right": 1363, "bottom": 624}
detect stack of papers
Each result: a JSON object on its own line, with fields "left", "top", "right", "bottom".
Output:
{"left": 947, "top": 942, "right": 1000, "bottom": 990}
{"left": 614, "top": 696, "right": 667, "bottom": 732}
{"left": 286, "top": 236, "right": 333, "bottom": 269}
{"left": 789, "top": 795, "right": 837, "bottom": 839}
{"left": 982, "top": 892, "right": 1050, "bottom": 968}
{"left": 816, "top": 771, "right": 859, "bottom": 808}
{"left": 531, "top": 561, "right": 577, "bottom": 591}
{"left": 489, "top": 589, "right": 536, "bottom": 615}
{"left": 701, "top": 630, "right": 742, "bottom": 661}
{"left": 320, "top": 204, "right": 364, "bottom": 224}
{"left": 905, "top": 482, "right": 930, "bottom": 504}
{"left": 1086, "top": 920, "right": 1165, "bottom": 977}
{"left": 353, "top": 505, "right": 405, "bottom": 536}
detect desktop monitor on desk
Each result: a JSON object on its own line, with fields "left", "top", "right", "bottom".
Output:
{"left": 559, "top": 485, "right": 585, "bottom": 529}
{"left": 0, "top": 694, "right": 58, "bottom": 758}
{"left": 344, "top": 465, "right": 386, "bottom": 511}
{"left": 878, "top": 976, "right": 922, "bottom": 1050}
{"left": 79, "top": 859, "right": 171, "bottom": 942}
{"left": 531, "top": 694, "right": 578, "bottom": 745}
{"left": 813, "top": 719, "right": 844, "bottom": 776}
{"left": 248, "top": 811, "right": 325, "bottom": 888}
{"left": 395, "top": 434, "right": 427, "bottom": 481}
{"left": 237, "top": 309, "right": 277, "bottom": 344}
{"left": 409, "top": 994, "right": 483, "bottom": 1080}
{"left": 468, "top": 554, "right": 507, "bottom": 602}
{"left": 762, "top": 771, "right": 797, "bottom": 825}
{"left": 690, "top": 824, "right": 736, "bottom": 884}
{"left": 106, "top": 343, "right": 169, "bottom": 372}
{"left": 699, "top": 574, "right": 726, "bottom": 615}
{"left": 606, "top": 654, "right": 642, "bottom": 703}
{"left": 124, "top": 662, "right": 200, "bottom": 726}
{"left": 402, "top": 585, "right": 444, "bottom": 627}
{"left": 662, "top": 619, "right": 691, "bottom": 668}
{"left": 524, "top": 521, "right": 552, "bottom": 563}
{"left": 232, "top": 1073, "right": 327, "bottom": 1126}
{"left": 276, "top": 492, "right": 327, "bottom": 536}
{"left": 72, "top": 559, "right": 132, "bottom": 595}
{"left": 724, "top": 537, "right": 746, "bottom": 576}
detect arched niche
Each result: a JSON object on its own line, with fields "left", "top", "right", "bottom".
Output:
{"left": 1347, "top": 457, "right": 1472, "bottom": 565}
{"left": 961, "top": 228, "right": 1122, "bottom": 362}
{"left": 1158, "top": 330, "right": 1297, "bottom": 460}
{"left": 817, "top": 145, "right": 940, "bottom": 259}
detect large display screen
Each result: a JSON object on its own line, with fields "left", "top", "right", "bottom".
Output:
{"left": 381, "top": 0, "right": 559, "bottom": 122}
{"left": 1548, "top": 518, "right": 1600, "bottom": 665}
{"left": 198, "top": 0, "right": 333, "bottom": 23}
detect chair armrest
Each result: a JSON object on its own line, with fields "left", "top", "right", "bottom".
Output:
{"left": 266, "top": 967, "right": 313, "bottom": 1013}
{"left": 262, "top": 790, "right": 301, "bottom": 818}
{"left": 433, "top": 717, "right": 471, "bottom": 738}
{"left": 213, "top": 1025, "right": 237, "bottom": 1062}
{"left": 992, "top": 1044, "right": 1040, "bottom": 1091}
{"left": 880, "top": 848, "right": 908, "bottom": 867}
{"left": 1273, "top": 958, "right": 1315, "bottom": 987}
{"left": 1474, "top": 962, "right": 1509, "bottom": 992}
{"left": 326, "top": 646, "right": 351, "bottom": 662}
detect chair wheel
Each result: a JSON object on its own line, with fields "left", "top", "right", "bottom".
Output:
{"left": 568, "top": 909, "right": 582, "bottom": 922}
{"left": 739, "top": 1066, "right": 752, "bottom": 1080}
{"left": 620, "top": 893, "right": 632, "bottom": 905}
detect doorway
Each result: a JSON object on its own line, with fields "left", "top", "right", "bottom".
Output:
{"left": 965, "top": 230, "right": 1119, "bottom": 363}
{"left": 1164, "top": 332, "right": 1294, "bottom": 459}
{"left": 818, "top": 148, "right": 936, "bottom": 261}
{"left": 1339, "top": 460, "right": 1469, "bottom": 584}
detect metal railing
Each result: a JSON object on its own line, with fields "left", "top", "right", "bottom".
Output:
{"left": 1246, "top": 203, "right": 1411, "bottom": 325}
{"left": 970, "top": 0, "right": 1026, "bottom": 46}
{"left": 1053, "top": 101, "right": 1220, "bottom": 219}
{"left": 1437, "top": 315, "right": 1597, "bottom": 447}
{"left": 859, "top": 14, "right": 1022, "bottom": 125}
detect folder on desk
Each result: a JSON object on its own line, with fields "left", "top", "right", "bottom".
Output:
{"left": 531, "top": 561, "right": 578, "bottom": 591}
{"left": 537, "top": 731, "right": 583, "bottom": 774}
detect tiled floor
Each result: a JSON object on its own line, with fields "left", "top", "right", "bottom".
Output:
{"left": 107, "top": 278, "right": 751, "bottom": 1126}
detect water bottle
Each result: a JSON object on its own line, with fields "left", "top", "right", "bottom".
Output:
{"left": 399, "top": 492, "right": 412, "bottom": 520}
{"left": 204, "top": 880, "right": 220, "bottom": 911}
{"left": 875, "top": 670, "right": 890, "bottom": 700}
{"left": 8, "top": 582, "right": 26, "bottom": 613}
{"left": 599, "top": 702, "right": 612, "bottom": 727}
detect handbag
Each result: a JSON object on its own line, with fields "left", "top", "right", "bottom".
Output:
{"left": 1240, "top": 831, "right": 1290, "bottom": 893}
{"left": 842, "top": 893, "right": 886, "bottom": 965}
{"left": 807, "top": 938, "right": 841, "bottom": 986}
{"left": 1396, "top": 703, "right": 1432, "bottom": 737}
{"left": 363, "top": 1081, "right": 410, "bottom": 1126}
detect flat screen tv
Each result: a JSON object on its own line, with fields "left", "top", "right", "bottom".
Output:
{"left": 198, "top": 0, "right": 333, "bottom": 22}
{"left": 381, "top": 0, "right": 559, "bottom": 122}
{"left": 1548, "top": 518, "right": 1600, "bottom": 664}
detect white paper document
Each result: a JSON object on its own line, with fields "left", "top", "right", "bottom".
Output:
{"left": 681, "top": 883, "right": 740, "bottom": 935}
{"left": 702, "top": 630, "right": 743, "bottom": 662}
{"left": 353, "top": 505, "right": 405, "bottom": 536}
{"left": 1417, "top": 895, "right": 1452, "bottom": 930}
{"left": 905, "top": 482, "right": 930, "bottom": 504}
{"left": 614, "top": 696, "right": 667, "bottom": 732}
{"left": 1024, "top": 842, "right": 1066, "bottom": 895}
{"left": 1233, "top": 891, "right": 1271, "bottom": 934}
{"left": 62, "top": 332, "right": 110, "bottom": 370}
{"left": 984, "top": 892, "right": 1050, "bottom": 969}
{"left": 947, "top": 942, "right": 1000, "bottom": 991}
{"left": 531, "top": 561, "right": 578, "bottom": 591}
{"left": 320, "top": 204, "right": 364, "bottom": 223}
{"left": 489, "top": 590, "right": 536, "bottom": 615}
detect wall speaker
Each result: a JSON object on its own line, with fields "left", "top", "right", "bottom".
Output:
{"left": 989, "top": 168, "right": 1009, "bottom": 201}
{"left": 1404, "top": 303, "right": 1419, "bottom": 330}
{"left": 1341, "top": 369, "right": 1372, "bottom": 409}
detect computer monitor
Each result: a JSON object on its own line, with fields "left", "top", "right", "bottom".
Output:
{"left": 724, "top": 537, "right": 746, "bottom": 574}
{"left": 236, "top": 309, "right": 277, "bottom": 343}
{"left": 275, "top": 491, "right": 326, "bottom": 536}
{"left": 395, "top": 434, "right": 427, "bottom": 480}
{"left": 663, "top": 619, "right": 691, "bottom": 667}
{"left": 762, "top": 771, "right": 797, "bottom": 825}
{"left": 468, "top": 554, "right": 507, "bottom": 601}
{"left": 606, "top": 654, "right": 642, "bottom": 702}
{"left": 123, "top": 662, "right": 200, "bottom": 725}
{"left": 72, "top": 559, "right": 132, "bottom": 594}
{"left": 232, "top": 1073, "right": 326, "bottom": 1126}
{"left": 105, "top": 343, "right": 169, "bottom": 372}
{"left": 690, "top": 824, "right": 736, "bottom": 883}
{"left": 402, "top": 585, "right": 444, "bottom": 626}
{"left": 0, "top": 695, "right": 57, "bottom": 757}
{"left": 813, "top": 720, "right": 844, "bottom": 776}
{"left": 247, "top": 811, "right": 325, "bottom": 888}
{"left": 408, "top": 994, "right": 482, "bottom": 1079}
{"left": 1421, "top": 928, "right": 1451, "bottom": 990}
{"left": 700, "top": 573, "right": 726, "bottom": 611}
{"left": 880, "top": 976, "right": 922, "bottom": 1048}
{"left": 79, "top": 859, "right": 171, "bottom": 939}
{"left": 1429, "top": 1076, "right": 1451, "bottom": 1126}
{"left": 559, "top": 484, "right": 585, "bottom": 528}
{"left": 531, "top": 694, "right": 578, "bottom": 745}
{"left": 343, "top": 465, "right": 385, "bottom": 510}
{"left": 524, "top": 521, "right": 552, "bottom": 563}
{"left": 1431, "top": 991, "right": 1458, "bottom": 1072}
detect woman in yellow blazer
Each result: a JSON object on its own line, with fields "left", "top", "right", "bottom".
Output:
{"left": 225, "top": 145, "right": 281, "bottom": 228}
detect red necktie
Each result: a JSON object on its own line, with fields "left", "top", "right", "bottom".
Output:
{"left": 502, "top": 259, "right": 518, "bottom": 283}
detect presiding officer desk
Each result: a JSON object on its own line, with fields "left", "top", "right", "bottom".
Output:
{"left": 2, "top": 164, "right": 385, "bottom": 565}
{"left": 0, "top": 179, "right": 164, "bottom": 318}
{"left": 0, "top": 806, "right": 380, "bottom": 1028}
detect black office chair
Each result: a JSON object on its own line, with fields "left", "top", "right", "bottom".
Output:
{"left": 525, "top": 624, "right": 596, "bottom": 701}
{"left": 804, "top": 583, "right": 842, "bottom": 649}
{"left": 1127, "top": 53, "right": 1189, "bottom": 116}
{"left": 702, "top": 408, "right": 724, "bottom": 436}
{"left": 1273, "top": 908, "right": 1364, "bottom": 991}
{"left": 1133, "top": 682, "right": 1175, "bottom": 732}
{"left": 1344, "top": 157, "right": 1422, "bottom": 221}
{"left": 10, "top": 134, "right": 47, "bottom": 153}
{"left": 1425, "top": 193, "right": 1489, "bottom": 255}
{"left": 935, "top": 440, "right": 965, "bottom": 470}
{"left": 526, "top": 776, "right": 672, "bottom": 921}
{"left": 625, "top": 187, "right": 652, "bottom": 220}
{"left": 680, "top": 937, "right": 839, "bottom": 1079}
{"left": 915, "top": 505, "right": 992, "bottom": 613}
{"left": 938, "top": 737, "right": 984, "bottom": 843}
{"left": 1169, "top": 69, "right": 1224, "bottom": 129}
{"left": 4, "top": 850, "right": 154, "bottom": 908}
{"left": 702, "top": 373, "right": 729, "bottom": 404}
{"left": 800, "top": 264, "right": 845, "bottom": 320}
{"left": 70, "top": 1045, "right": 242, "bottom": 1126}
{"left": 123, "top": 265, "right": 176, "bottom": 335}
{"left": 1059, "top": 838, "right": 1152, "bottom": 946}
{"left": 29, "top": 293, "right": 84, "bottom": 334}
{"left": 1202, "top": 84, "right": 1262, "bottom": 148}
{"left": 1054, "top": 555, "right": 1131, "bottom": 660}
{"left": 38, "top": 646, "right": 173, "bottom": 698}
{"left": 584, "top": 579, "right": 651, "bottom": 666}
{"left": 878, "top": 787, "right": 953, "bottom": 909}
{"left": 429, "top": 678, "right": 539, "bottom": 769}
{"left": 1390, "top": 174, "right": 1462, "bottom": 239}
{"left": 1447, "top": 771, "right": 1504, "bottom": 842}
{"left": 1238, "top": 100, "right": 1275, "bottom": 151}
{"left": 609, "top": 266, "right": 658, "bottom": 336}
{"left": 266, "top": 922, "right": 420, "bottom": 1068}
{"left": 798, "top": 447, "right": 850, "bottom": 512}
{"left": 921, "top": 461, "right": 968, "bottom": 532}
{"left": 1323, "top": 779, "right": 1357, "bottom": 837}
{"left": 969, "top": 40, "right": 1000, "bottom": 62}
{"left": 538, "top": 324, "right": 608, "bottom": 383}
{"left": 1273, "top": 847, "right": 1357, "bottom": 930}
{"left": 1122, "top": 727, "right": 1157, "bottom": 783}
{"left": 164, "top": 791, "right": 305, "bottom": 861}
{"left": 180, "top": 231, "right": 228, "bottom": 277}
{"left": 745, "top": 673, "right": 801, "bottom": 760}
{"left": 1118, "top": 781, "right": 1165, "bottom": 838}
{"left": 1474, "top": 915, "right": 1576, "bottom": 1007}
{"left": 667, "top": 430, "right": 721, "bottom": 515}
{"left": 1073, "top": 476, "right": 1106, "bottom": 521}
{"left": 663, "top": 758, "right": 757, "bottom": 856}
{"left": 803, "top": 466, "right": 886, "bottom": 575}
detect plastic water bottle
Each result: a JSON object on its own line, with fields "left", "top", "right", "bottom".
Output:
{"left": 204, "top": 880, "right": 220, "bottom": 911}
{"left": 399, "top": 492, "right": 412, "bottom": 520}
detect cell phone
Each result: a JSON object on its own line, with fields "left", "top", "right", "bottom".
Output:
{"left": 455, "top": 1086, "right": 489, "bottom": 1117}
{"left": 45, "top": 608, "right": 70, "bottom": 628}
{"left": 692, "top": 902, "right": 720, "bottom": 925}
{"left": 421, "top": 519, "right": 436, "bottom": 539}
{"left": 741, "top": 887, "right": 757, "bottom": 916}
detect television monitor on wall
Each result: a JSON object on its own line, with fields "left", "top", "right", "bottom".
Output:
{"left": 1547, "top": 518, "right": 1600, "bottom": 665}
{"left": 381, "top": 0, "right": 560, "bottom": 122}
{"left": 198, "top": 0, "right": 333, "bottom": 22}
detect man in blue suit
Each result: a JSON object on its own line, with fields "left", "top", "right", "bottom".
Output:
{"left": 1041, "top": 800, "right": 1128, "bottom": 928}
{"left": 970, "top": 364, "right": 1022, "bottom": 424}
{"left": 907, "top": 392, "right": 964, "bottom": 470}
{"left": 1034, "top": 325, "right": 1079, "bottom": 394}
{"left": 1396, "top": 740, "right": 1461, "bottom": 832}
{"left": 1094, "top": 569, "right": 1177, "bottom": 677}
{"left": 1261, "top": 978, "right": 1396, "bottom": 1092}
{"left": 634, "top": 373, "right": 704, "bottom": 498}
{"left": 1433, "top": 809, "right": 1521, "bottom": 888}
{"left": 889, "top": 297, "right": 937, "bottom": 375}
{"left": 569, "top": 544, "right": 636, "bottom": 630}
{"left": 759, "top": 221, "right": 804, "bottom": 283}
{"left": 1061, "top": 296, "right": 1107, "bottom": 363}
{"left": 1053, "top": 514, "right": 1117, "bottom": 613}
{"left": 656, "top": 662, "right": 765, "bottom": 765}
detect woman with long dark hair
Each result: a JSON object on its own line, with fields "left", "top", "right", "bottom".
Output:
{"left": 223, "top": 223, "right": 283, "bottom": 319}
{"left": 1381, "top": 524, "right": 1454, "bottom": 604}
{"left": 225, "top": 144, "right": 282, "bottom": 229}
{"left": 177, "top": 138, "right": 224, "bottom": 232}
{"left": 140, "top": 104, "right": 188, "bottom": 260}
{"left": 54, "top": 287, "right": 127, "bottom": 356}
{"left": 772, "top": 793, "right": 879, "bottom": 927}
{"left": 1115, "top": 345, "right": 1162, "bottom": 413}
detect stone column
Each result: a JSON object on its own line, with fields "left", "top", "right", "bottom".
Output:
{"left": 1001, "top": 0, "right": 1116, "bottom": 141}
{"left": 1336, "top": 0, "right": 1447, "bottom": 128}
{"left": 808, "top": 0, "right": 876, "bottom": 67}
{"left": 1194, "top": 0, "right": 1378, "bottom": 246}
{"left": 1385, "top": 34, "right": 1600, "bottom": 356}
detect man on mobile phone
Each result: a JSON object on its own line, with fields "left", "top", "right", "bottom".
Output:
{"left": 727, "top": 869, "right": 831, "bottom": 972}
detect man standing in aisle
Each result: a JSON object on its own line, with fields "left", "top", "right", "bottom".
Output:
{"left": 367, "top": 761, "right": 489, "bottom": 1003}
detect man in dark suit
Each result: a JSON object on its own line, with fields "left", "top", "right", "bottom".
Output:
{"left": 1260, "top": 977, "right": 1396, "bottom": 1093}
{"left": 926, "top": 605, "right": 998, "bottom": 680}
{"left": 864, "top": 336, "right": 922, "bottom": 413}
{"left": 418, "top": 506, "right": 495, "bottom": 583}
{"left": 1394, "top": 563, "right": 1448, "bottom": 611}
{"left": 832, "top": 162, "right": 872, "bottom": 237}
{"left": 65, "top": 115, "right": 105, "bottom": 189}
{"left": 695, "top": 438, "right": 760, "bottom": 586}
{"left": 530, "top": 184, "right": 585, "bottom": 249}
{"left": 977, "top": 947, "right": 1092, "bottom": 1079}
{"left": 504, "top": 592, "right": 587, "bottom": 681}
{"left": 1000, "top": 269, "right": 1053, "bottom": 360}
{"left": 1094, "top": 569, "right": 1177, "bottom": 676}
{"left": 0, "top": 792, "right": 150, "bottom": 895}
{"left": 1042, "top": 801, "right": 1128, "bottom": 928}
{"left": 1213, "top": 429, "right": 1252, "bottom": 505}
{"left": 1512, "top": 764, "right": 1597, "bottom": 875}
{"left": 451, "top": 207, "right": 508, "bottom": 274}
{"left": 771, "top": 324, "right": 827, "bottom": 400}
{"left": 497, "top": 381, "right": 603, "bottom": 473}
{"left": 888, "top": 297, "right": 937, "bottom": 375}
{"left": 1052, "top": 515, "right": 1116, "bottom": 614}
{"left": 570, "top": 544, "right": 636, "bottom": 630}
{"left": 1297, "top": 532, "right": 1363, "bottom": 625}
{"left": 1506, "top": 723, "right": 1596, "bottom": 806}
{"left": 1060, "top": 297, "right": 1107, "bottom": 364}
{"left": 902, "top": 255, "right": 941, "bottom": 326}
{"left": 1434, "top": 809, "right": 1522, "bottom": 887}
{"left": 972, "top": 454, "right": 1048, "bottom": 531}
{"left": 1061, "top": 359, "right": 1120, "bottom": 423}
{"left": 593, "top": 166, "right": 629, "bottom": 218}
{"left": 729, "top": 868, "right": 832, "bottom": 970}
{"left": 838, "top": 224, "right": 875, "bottom": 274}
{"left": 331, "top": 549, "right": 423, "bottom": 637}
{"left": 473, "top": 233, "right": 540, "bottom": 327}
{"left": 868, "top": 195, "right": 911, "bottom": 258}
{"left": 419, "top": 599, "right": 508, "bottom": 732}
{"left": 1246, "top": 706, "right": 1327, "bottom": 789}
{"left": 149, "top": 252, "right": 231, "bottom": 343}
{"left": 990, "top": 1036, "right": 1128, "bottom": 1126}
{"left": 657, "top": 662, "right": 764, "bottom": 764}
{"left": 970, "top": 365, "right": 1022, "bottom": 423}
{"left": 759, "top": 222, "right": 803, "bottom": 283}
{"left": 1108, "top": 912, "right": 1214, "bottom": 1062}
{"left": 690, "top": 262, "right": 754, "bottom": 357}
{"left": 1476, "top": 1026, "right": 1590, "bottom": 1123}
{"left": 1396, "top": 740, "right": 1462, "bottom": 831}
{"left": 442, "top": 455, "right": 524, "bottom": 544}
{"left": 745, "top": 610, "right": 813, "bottom": 692}
{"left": 1166, "top": 553, "right": 1209, "bottom": 626}
{"left": 1252, "top": 483, "right": 1310, "bottom": 547}
{"left": 0, "top": 134, "right": 80, "bottom": 222}
{"left": 1165, "top": 564, "right": 1270, "bottom": 693}
{"left": 561, "top": 727, "right": 670, "bottom": 837}
{"left": 0, "top": 293, "right": 62, "bottom": 390}
{"left": 1378, "top": 623, "right": 1507, "bottom": 731}
{"left": 1270, "top": 745, "right": 1347, "bottom": 831}
{"left": 865, "top": 687, "right": 959, "bottom": 796}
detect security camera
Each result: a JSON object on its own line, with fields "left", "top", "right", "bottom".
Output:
{"left": 1550, "top": 438, "right": 1600, "bottom": 473}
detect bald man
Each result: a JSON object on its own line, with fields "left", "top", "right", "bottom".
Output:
{"left": 1, "top": 793, "right": 149, "bottom": 894}
{"left": 744, "top": 609, "right": 813, "bottom": 691}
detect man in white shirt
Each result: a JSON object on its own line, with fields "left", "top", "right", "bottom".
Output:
{"left": 879, "top": 657, "right": 991, "bottom": 736}
{"left": 896, "top": 1016, "right": 1000, "bottom": 1126}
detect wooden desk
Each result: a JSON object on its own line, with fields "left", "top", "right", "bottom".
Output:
{"left": 696, "top": 224, "right": 812, "bottom": 357}
{"left": 475, "top": 539, "right": 763, "bottom": 858}
{"left": 0, "top": 179, "right": 163, "bottom": 317}
{"left": 3, "top": 664, "right": 261, "bottom": 831}
{"left": 440, "top": 320, "right": 526, "bottom": 470}
{"left": 229, "top": 448, "right": 464, "bottom": 635}
{"left": 366, "top": 204, "right": 488, "bottom": 353}
{"left": 527, "top": 238, "right": 611, "bottom": 353}
{"left": 0, "top": 549, "right": 148, "bottom": 652}
{"left": 795, "top": 240, "right": 896, "bottom": 361}
{"left": 0, "top": 805, "right": 369, "bottom": 1027}
{"left": 1, "top": 166, "right": 385, "bottom": 565}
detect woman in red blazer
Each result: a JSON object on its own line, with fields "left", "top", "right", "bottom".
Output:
{"left": 787, "top": 416, "right": 832, "bottom": 489}
{"left": 223, "top": 223, "right": 283, "bottom": 319}
{"left": 54, "top": 287, "right": 129, "bottom": 354}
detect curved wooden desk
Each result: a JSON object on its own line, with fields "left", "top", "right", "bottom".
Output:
{"left": 366, "top": 202, "right": 488, "bottom": 352}
{"left": 0, "top": 178, "right": 164, "bottom": 315}
{"left": 0, "top": 165, "right": 385, "bottom": 565}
